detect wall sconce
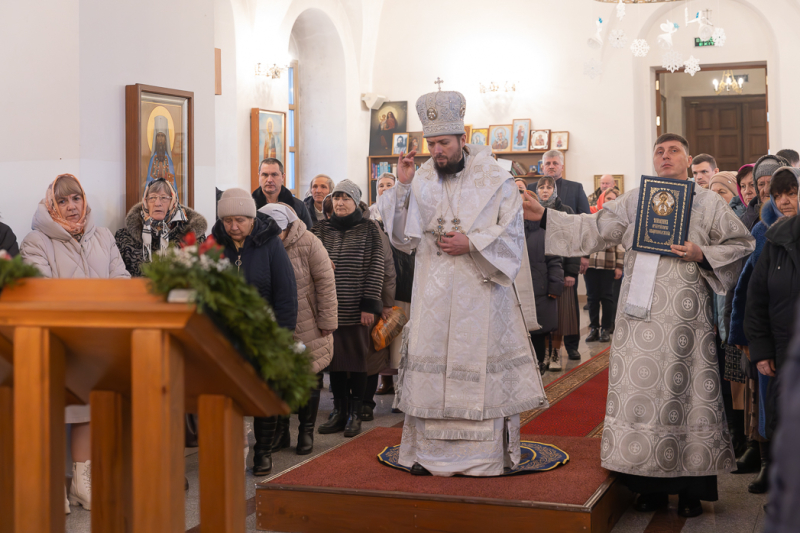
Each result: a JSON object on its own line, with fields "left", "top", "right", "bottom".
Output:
{"left": 255, "top": 62, "right": 288, "bottom": 79}
{"left": 479, "top": 81, "right": 517, "bottom": 94}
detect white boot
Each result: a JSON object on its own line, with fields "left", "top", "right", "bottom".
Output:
{"left": 68, "top": 461, "right": 91, "bottom": 510}
{"left": 64, "top": 485, "right": 71, "bottom": 514}
{"left": 549, "top": 349, "right": 563, "bottom": 371}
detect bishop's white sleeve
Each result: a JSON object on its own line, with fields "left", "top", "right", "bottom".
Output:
{"left": 378, "top": 181, "right": 419, "bottom": 254}
{"left": 466, "top": 180, "right": 525, "bottom": 287}
{"left": 544, "top": 193, "right": 633, "bottom": 257}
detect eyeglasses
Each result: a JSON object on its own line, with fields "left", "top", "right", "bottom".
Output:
{"left": 146, "top": 195, "right": 172, "bottom": 204}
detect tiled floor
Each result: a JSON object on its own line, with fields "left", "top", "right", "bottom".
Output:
{"left": 63, "top": 305, "right": 768, "bottom": 533}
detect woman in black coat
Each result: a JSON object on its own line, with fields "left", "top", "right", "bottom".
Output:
{"left": 213, "top": 188, "right": 298, "bottom": 476}
{"left": 744, "top": 167, "right": 800, "bottom": 493}
{"left": 311, "top": 180, "right": 384, "bottom": 439}
{"left": 517, "top": 180, "right": 564, "bottom": 373}
{"left": 535, "top": 176, "right": 580, "bottom": 371}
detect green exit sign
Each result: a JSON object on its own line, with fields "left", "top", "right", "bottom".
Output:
{"left": 695, "top": 37, "right": 715, "bottom": 47}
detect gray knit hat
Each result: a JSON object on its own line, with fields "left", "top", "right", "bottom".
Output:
{"left": 331, "top": 179, "right": 362, "bottom": 205}
{"left": 217, "top": 188, "right": 256, "bottom": 218}
{"left": 753, "top": 154, "right": 790, "bottom": 200}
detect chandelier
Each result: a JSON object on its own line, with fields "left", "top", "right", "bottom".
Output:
{"left": 713, "top": 71, "right": 745, "bottom": 94}
{"left": 479, "top": 81, "right": 516, "bottom": 94}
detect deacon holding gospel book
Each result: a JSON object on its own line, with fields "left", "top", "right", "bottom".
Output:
{"left": 522, "top": 133, "right": 755, "bottom": 518}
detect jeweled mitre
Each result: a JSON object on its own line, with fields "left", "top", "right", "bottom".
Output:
{"left": 416, "top": 91, "right": 466, "bottom": 138}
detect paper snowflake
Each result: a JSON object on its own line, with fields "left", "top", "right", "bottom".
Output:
{"left": 616, "top": 0, "right": 626, "bottom": 21}
{"left": 584, "top": 58, "right": 603, "bottom": 79}
{"left": 712, "top": 27, "right": 727, "bottom": 47}
{"left": 684, "top": 56, "right": 701, "bottom": 76}
{"left": 610, "top": 29, "right": 628, "bottom": 49}
{"left": 662, "top": 50, "right": 684, "bottom": 73}
{"left": 630, "top": 39, "right": 650, "bottom": 58}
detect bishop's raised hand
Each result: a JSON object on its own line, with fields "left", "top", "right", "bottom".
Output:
{"left": 522, "top": 190, "right": 544, "bottom": 221}
{"left": 397, "top": 150, "right": 418, "bottom": 184}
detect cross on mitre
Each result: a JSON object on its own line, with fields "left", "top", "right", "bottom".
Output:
{"left": 434, "top": 77, "right": 444, "bottom": 91}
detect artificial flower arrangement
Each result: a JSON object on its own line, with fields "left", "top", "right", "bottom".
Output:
{"left": 141, "top": 232, "right": 316, "bottom": 411}
{"left": 0, "top": 250, "right": 41, "bottom": 288}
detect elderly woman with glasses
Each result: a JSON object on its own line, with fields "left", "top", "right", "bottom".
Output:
{"left": 115, "top": 177, "right": 208, "bottom": 277}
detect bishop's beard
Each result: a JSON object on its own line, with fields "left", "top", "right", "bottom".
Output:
{"left": 435, "top": 151, "right": 466, "bottom": 179}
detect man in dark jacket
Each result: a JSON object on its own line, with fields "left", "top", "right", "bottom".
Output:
{"left": 252, "top": 158, "right": 314, "bottom": 230}
{"left": 528, "top": 149, "right": 590, "bottom": 360}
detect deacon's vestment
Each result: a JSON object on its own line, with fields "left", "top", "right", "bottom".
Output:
{"left": 379, "top": 142, "right": 548, "bottom": 477}
{"left": 544, "top": 187, "right": 754, "bottom": 484}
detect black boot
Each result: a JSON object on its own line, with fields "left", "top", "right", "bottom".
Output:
{"left": 585, "top": 328, "right": 600, "bottom": 342}
{"left": 633, "top": 492, "right": 668, "bottom": 512}
{"left": 318, "top": 398, "right": 348, "bottom": 434}
{"left": 677, "top": 492, "right": 703, "bottom": 518}
{"left": 730, "top": 410, "right": 747, "bottom": 458}
{"left": 735, "top": 439, "right": 761, "bottom": 474}
{"left": 252, "top": 416, "right": 277, "bottom": 476}
{"left": 296, "top": 389, "right": 320, "bottom": 455}
{"left": 748, "top": 441, "right": 770, "bottom": 494}
{"left": 599, "top": 328, "right": 611, "bottom": 343}
{"left": 343, "top": 399, "right": 363, "bottom": 437}
{"left": 270, "top": 416, "right": 291, "bottom": 453}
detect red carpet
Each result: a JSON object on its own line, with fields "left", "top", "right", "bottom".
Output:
{"left": 265, "top": 427, "right": 610, "bottom": 505}
{"left": 522, "top": 367, "right": 609, "bottom": 436}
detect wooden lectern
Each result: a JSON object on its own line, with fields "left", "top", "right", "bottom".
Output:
{"left": 0, "top": 278, "right": 289, "bottom": 533}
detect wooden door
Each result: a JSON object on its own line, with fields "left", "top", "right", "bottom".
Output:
{"left": 684, "top": 95, "right": 767, "bottom": 171}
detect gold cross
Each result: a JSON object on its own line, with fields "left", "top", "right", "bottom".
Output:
{"left": 430, "top": 217, "right": 447, "bottom": 242}
{"left": 434, "top": 77, "right": 444, "bottom": 91}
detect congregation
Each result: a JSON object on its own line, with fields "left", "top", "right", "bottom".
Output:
{"left": 2, "top": 133, "right": 799, "bottom": 529}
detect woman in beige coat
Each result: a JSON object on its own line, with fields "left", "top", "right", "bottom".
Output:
{"left": 260, "top": 203, "right": 337, "bottom": 455}
{"left": 20, "top": 174, "right": 130, "bottom": 513}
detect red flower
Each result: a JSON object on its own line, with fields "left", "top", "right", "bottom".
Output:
{"left": 198, "top": 235, "right": 221, "bottom": 255}
{"left": 183, "top": 232, "right": 197, "bottom": 246}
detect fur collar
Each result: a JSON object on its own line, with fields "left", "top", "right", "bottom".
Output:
{"left": 124, "top": 202, "right": 207, "bottom": 244}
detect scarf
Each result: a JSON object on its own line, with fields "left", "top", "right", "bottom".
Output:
{"left": 329, "top": 207, "right": 363, "bottom": 231}
{"left": 737, "top": 164, "right": 754, "bottom": 203}
{"left": 537, "top": 176, "right": 559, "bottom": 208}
{"left": 259, "top": 203, "right": 299, "bottom": 230}
{"left": 45, "top": 174, "right": 88, "bottom": 238}
{"left": 141, "top": 178, "right": 187, "bottom": 263}
{"left": 590, "top": 187, "right": 621, "bottom": 214}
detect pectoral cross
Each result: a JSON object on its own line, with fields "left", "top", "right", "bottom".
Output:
{"left": 430, "top": 217, "right": 447, "bottom": 242}
{"left": 434, "top": 77, "right": 444, "bottom": 91}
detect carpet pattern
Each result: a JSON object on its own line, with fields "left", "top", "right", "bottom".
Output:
{"left": 377, "top": 440, "right": 569, "bottom": 475}
{"left": 261, "top": 427, "right": 610, "bottom": 506}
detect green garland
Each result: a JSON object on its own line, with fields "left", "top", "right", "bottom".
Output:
{"left": 142, "top": 235, "right": 316, "bottom": 411}
{"left": 0, "top": 252, "right": 41, "bottom": 288}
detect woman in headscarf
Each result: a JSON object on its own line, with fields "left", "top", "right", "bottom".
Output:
{"left": 369, "top": 173, "right": 396, "bottom": 221}
{"left": 21, "top": 173, "right": 130, "bottom": 513}
{"left": 303, "top": 174, "right": 334, "bottom": 227}
{"left": 710, "top": 171, "right": 745, "bottom": 218}
{"left": 115, "top": 177, "right": 208, "bottom": 277}
{"left": 536, "top": 176, "right": 580, "bottom": 371}
{"left": 259, "top": 203, "right": 337, "bottom": 456}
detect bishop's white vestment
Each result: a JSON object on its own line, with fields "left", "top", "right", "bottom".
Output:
{"left": 378, "top": 144, "right": 548, "bottom": 477}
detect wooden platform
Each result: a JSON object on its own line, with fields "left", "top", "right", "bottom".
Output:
{"left": 255, "top": 428, "right": 632, "bottom": 533}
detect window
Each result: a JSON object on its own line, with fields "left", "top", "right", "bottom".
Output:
{"left": 287, "top": 61, "right": 299, "bottom": 194}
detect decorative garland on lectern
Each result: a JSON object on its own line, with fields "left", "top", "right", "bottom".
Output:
{"left": 142, "top": 232, "right": 317, "bottom": 411}
{"left": 0, "top": 250, "right": 41, "bottom": 288}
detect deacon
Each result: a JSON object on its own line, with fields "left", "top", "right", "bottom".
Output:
{"left": 379, "top": 89, "right": 547, "bottom": 477}
{"left": 522, "top": 134, "right": 755, "bottom": 517}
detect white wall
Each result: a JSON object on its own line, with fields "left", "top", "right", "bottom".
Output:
{"left": 0, "top": 0, "right": 216, "bottom": 242}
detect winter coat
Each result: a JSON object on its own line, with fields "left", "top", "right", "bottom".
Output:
{"left": 0, "top": 222, "right": 19, "bottom": 257}
{"left": 310, "top": 211, "right": 384, "bottom": 326}
{"left": 114, "top": 202, "right": 208, "bottom": 277}
{"left": 21, "top": 202, "right": 130, "bottom": 280}
{"left": 765, "top": 300, "right": 800, "bottom": 533}
{"left": 729, "top": 200, "right": 780, "bottom": 347}
{"left": 282, "top": 218, "right": 337, "bottom": 373}
{"left": 729, "top": 196, "right": 747, "bottom": 218}
{"left": 211, "top": 214, "right": 298, "bottom": 331}
{"left": 744, "top": 214, "right": 800, "bottom": 439}
{"left": 549, "top": 197, "right": 581, "bottom": 277}
{"left": 253, "top": 185, "right": 314, "bottom": 230}
{"left": 524, "top": 219, "right": 564, "bottom": 334}
{"left": 303, "top": 196, "right": 325, "bottom": 228}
